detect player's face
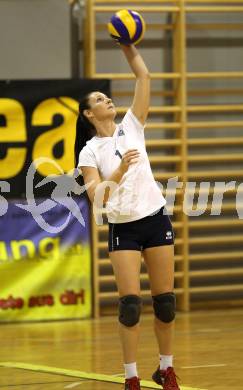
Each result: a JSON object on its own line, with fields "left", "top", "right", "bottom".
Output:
{"left": 87, "top": 92, "right": 116, "bottom": 121}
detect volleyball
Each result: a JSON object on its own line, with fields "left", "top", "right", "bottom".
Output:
{"left": 108, "top": 9, "right": 145, "bottom": 45}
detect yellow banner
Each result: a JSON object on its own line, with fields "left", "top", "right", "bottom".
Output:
{"left": 0, "top": 198, "right": 92, "bottom": 322}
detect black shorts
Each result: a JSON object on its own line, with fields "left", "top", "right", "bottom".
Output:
{"left": 108, "top": 207, "right": 174, "bottom": 252}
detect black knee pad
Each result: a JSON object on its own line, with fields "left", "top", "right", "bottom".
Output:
{"left": 152, "top": 292, "right": 176, "bottom": 323}
{"left": 118, "top": 295, "right": 142, "bottom": 327}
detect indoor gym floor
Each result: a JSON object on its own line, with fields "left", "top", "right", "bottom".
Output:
{"left": 0, "top": 308, "right": 243, "bottom": 389}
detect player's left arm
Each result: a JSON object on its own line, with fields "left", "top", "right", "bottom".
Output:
{"left": 121, "top": 44, "right": 150, "bottom": 125}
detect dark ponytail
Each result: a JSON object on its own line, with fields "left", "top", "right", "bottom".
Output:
{"left": 74, "top": 94, "right": 96, "bottom": 167}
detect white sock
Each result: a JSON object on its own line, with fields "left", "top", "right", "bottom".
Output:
{"left": 159, "top": 354, "right": 173, "bottom": 370}
{"left": 124, "top": 362, "right": 138, "bottom": 379}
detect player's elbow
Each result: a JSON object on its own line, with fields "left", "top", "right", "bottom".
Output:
{"left": 145, "top": 71, "right": 150, "bottom": 79}
{"left": 137, "top": 71, "right": 150, "bottom": 80}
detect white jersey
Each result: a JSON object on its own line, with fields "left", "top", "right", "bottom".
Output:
{"left": 78, "top": 109, "right": 166, "bottom": 223}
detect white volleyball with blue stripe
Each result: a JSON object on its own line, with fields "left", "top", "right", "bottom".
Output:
{"left": 108, "top": 9, "right": 145, "bottom": 45}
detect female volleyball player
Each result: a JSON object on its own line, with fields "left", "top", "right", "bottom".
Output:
{"left": 76, "top": 43, "right": 180, "bottom": 390}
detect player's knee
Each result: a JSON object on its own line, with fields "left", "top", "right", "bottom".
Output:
{"left": 152, "top": 292, "right": 176, "bottom": 323}
{"left": 119, "top": 295, "right": 142, "bottom": 327}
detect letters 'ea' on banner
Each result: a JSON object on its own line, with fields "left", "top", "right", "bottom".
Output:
{"left": 0, "top": 197, "right": 92, "bottom": 322}
{"left": 0, "top": 79, "right": 110, "bottom": 197}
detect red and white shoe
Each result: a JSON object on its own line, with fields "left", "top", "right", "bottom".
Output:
{"left": 152, "top": 366, "right": 180, "bottom": 389}
{"left": 124, "top": 376, "right": 141, "bottom": 390}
